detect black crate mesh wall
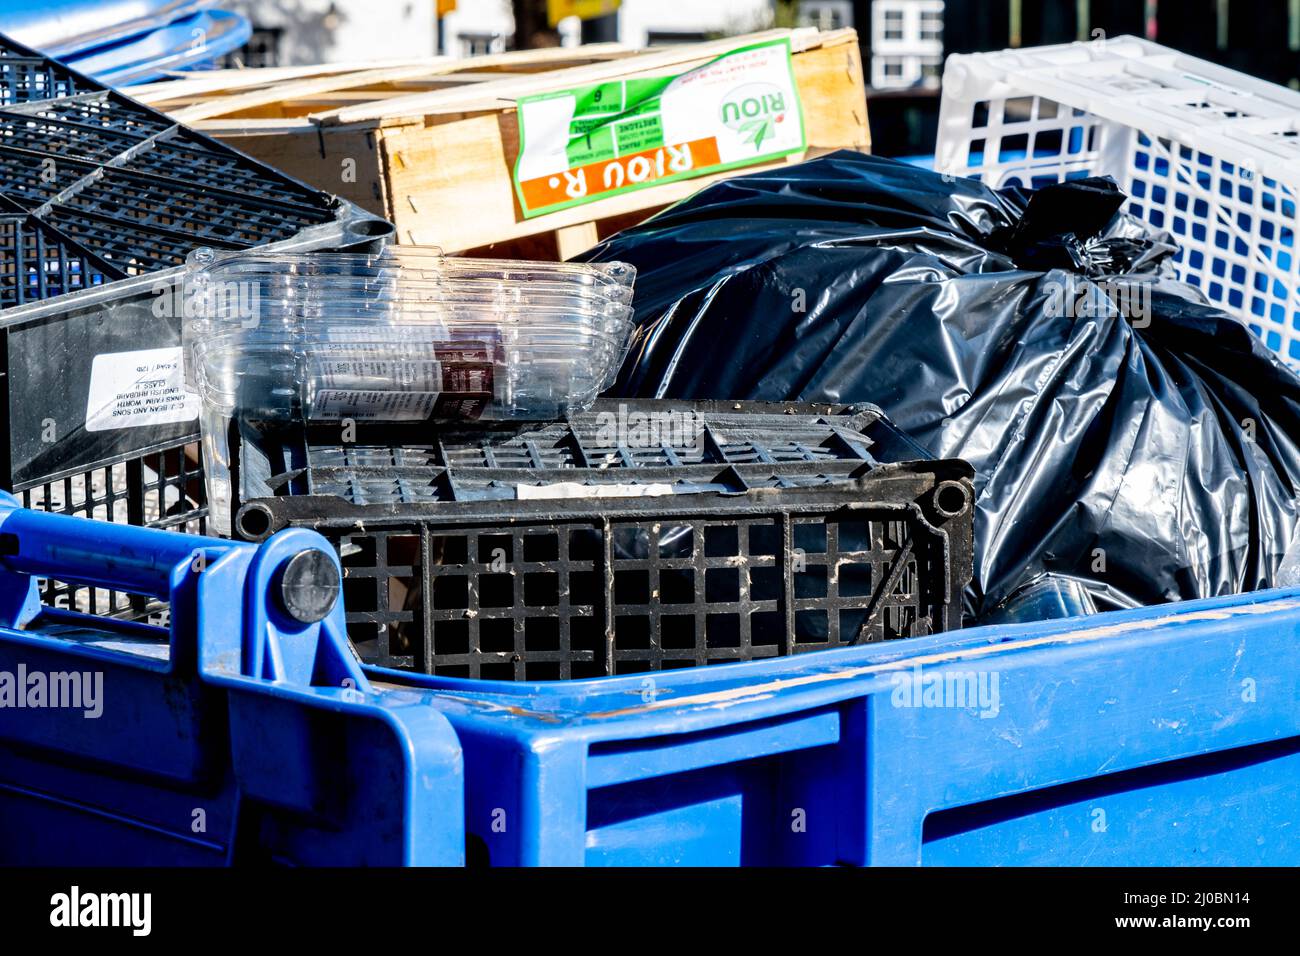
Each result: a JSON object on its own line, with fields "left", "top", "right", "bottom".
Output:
{"left": 342, "top": 506, "right": 942, "bottom": 680}
{"left": 18, "top": 443, "right": 206, "bottom": 624}
{"left": 0, "top": 44, "right": 95, "bottom": 104}
{"left": 0, "top": 214, "right": 113, "bottom": 306}
{"left": 0, "top": 40, "right": 337, "bottom": 285}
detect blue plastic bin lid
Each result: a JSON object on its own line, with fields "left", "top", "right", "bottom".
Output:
{"left": 61, "top": 9, "right": 251, "bottom": 85}
{"left": 0, "top": 0, "right": 215, "bottom": 56}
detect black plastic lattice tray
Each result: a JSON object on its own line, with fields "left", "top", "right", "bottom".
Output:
{"left": 232, "top": 401, "right": 976, "bottom": 679}
{"left": 0, "top": 32, "right": 392, "bottom": 623}
{"left": 0, "top": 32, "right": 392, "bottom": 492}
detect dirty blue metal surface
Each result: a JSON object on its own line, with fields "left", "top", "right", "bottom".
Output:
{"left": 1, "top": 495, "right": 1298, "bottom": 866}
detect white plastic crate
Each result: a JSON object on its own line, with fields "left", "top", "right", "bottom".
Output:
{"left": 936, "top": 36, "right": 1300, "bottom": 366}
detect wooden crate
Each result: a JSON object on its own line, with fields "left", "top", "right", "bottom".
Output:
{"left": 141, "top": 30, "right": 870, "bottom": 259}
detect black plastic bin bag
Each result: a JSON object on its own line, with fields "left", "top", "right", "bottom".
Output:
{"left": 581, "top": 151, "right": 1300, "bottom": 618}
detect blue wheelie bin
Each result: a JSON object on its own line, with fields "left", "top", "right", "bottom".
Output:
{"left": 0, "top": 494, "right": 462, "bottom": 865}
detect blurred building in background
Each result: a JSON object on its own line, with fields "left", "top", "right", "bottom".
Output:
{"left": 218, "top": 1, "right": 867, "bottom": 65}
{"left": 217, "top": 1, "right": 1300, "bottom": 91}
{"left": 220, "top": 1, "right": 439, "bottom": 64}
{"left": 443, "top": 0, "right": 770, "bottom": 54}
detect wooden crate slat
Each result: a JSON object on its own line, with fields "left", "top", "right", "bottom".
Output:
{"left": 162, "top": 29, "right": 870, "bottom": 259}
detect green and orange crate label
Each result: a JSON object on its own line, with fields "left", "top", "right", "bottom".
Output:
{"left": 513, "top": 38, "right": 806, "bottom": 219}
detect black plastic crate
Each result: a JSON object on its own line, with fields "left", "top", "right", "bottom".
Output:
{"left": 0, "top": 32, "right": 392, "bottom": 620}
{"left": 0, "top": 31, "right": 392, "bottom": 492}
{"left": 232, "top": 401, "right": 975, "bottom": 678}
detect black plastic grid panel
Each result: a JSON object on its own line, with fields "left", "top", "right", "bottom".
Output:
{"left": 132, "top": 128, "right": 333, "bottom": 204}
{"left": 786, "top": 513, "right": 922, "bottom": 648}
{"left": 0, "top": 149, "right": 92, "bottom": 208}
{"left": 41, "top": 174, "right": 334, "bottom": 275}
{"left": 284, "top": 409, "right": 887, "bottom": 506}
{"left": 306, "top": 434, "right": 872, "bottom": 473}
{"left": 22, "top": 93, "right": 175, "bottom": 139}
{"left": 432, "top": 417, "right": 876, "bottom": 470}
{"left": 0, "top": 103, "right": 164, "bottom": 163}
{"left": 337, "top": 528, "right": 422, "bottom": 671}
{"left": 423, "top": 522, "right": 604, "bottom": 680}
{"left": 0, "top": 50, "right": 96, "bottom": 105}
{"left": 0, "top": 212, "right": 119, "bottom": 307}
{"left": 351, "top": 502, "right": 949, "bottom": 679}
{"left": 304, "top": 462, "right": 876, "bottom": 505}
{"left": 18, "top": 442, "right": 207, "bottom": 624}
{"left": 0, "top": 36, "right": 344, "bottom": 305}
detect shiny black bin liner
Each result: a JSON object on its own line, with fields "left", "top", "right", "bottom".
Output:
{"left": 583, "top": 151, "right": 1300, "bottom": 617}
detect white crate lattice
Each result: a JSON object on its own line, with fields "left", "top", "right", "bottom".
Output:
{"left": 936, "top": 35, "right": 1300, "bottom": 366}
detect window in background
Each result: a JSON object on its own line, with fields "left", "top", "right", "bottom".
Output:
{"left": 883, "top": 7, "right": 904, "bottom": 39}
{"left": 645, "top": 31, "right": 711, "bottom": 46}
{"left": 920, "top": 6, "right": 943, "bottom": 40}
{"left": 460, "top": 32, "right": 507, "bottom": 56}
{"left": 798, "top": 1, "right": 854, "bottom": 31}
{"left": 216, "top": 26, "right": 284, "bottom": 69}
{"left": 871, "top": 0, "right": 944, "bottom": 90}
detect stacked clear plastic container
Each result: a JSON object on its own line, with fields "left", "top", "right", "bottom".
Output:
{"left": 182, "top": 246, "right": 637, "bottom": 533}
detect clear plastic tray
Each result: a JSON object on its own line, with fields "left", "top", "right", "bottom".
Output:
{"left": 188, "top": 246, "right": 636, "bottom": 296}
{"left": 187, "top": 289, "right": 634, "bottom": 331}
{"left": 182, "top": 245, "right": 637, "bottom": 533}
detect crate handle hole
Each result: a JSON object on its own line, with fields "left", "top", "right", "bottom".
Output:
{"left": 236, "top": 503, "right": 275, "bottom": 541}
{"left": 934, "top": 481, "right": 970, "bottom": 519}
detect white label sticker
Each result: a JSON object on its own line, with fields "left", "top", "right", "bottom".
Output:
{"left": 85, "top": 347, "right": 199, "bottom": 432}
{"left": 312, "top": 389, "right": 438, "bottom": 421}
{"left": 516, "top": 481, "right": 676, "bottom": 500}
{"left": 310, "top": 358, "right": 444, "bottom": 391}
